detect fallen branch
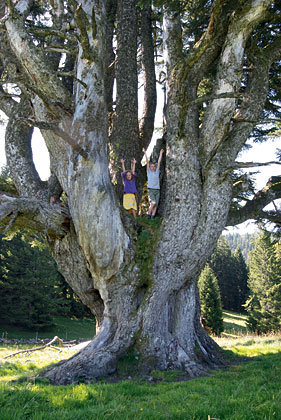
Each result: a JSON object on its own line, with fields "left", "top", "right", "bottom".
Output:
{"left": 3, "top": 336, "right": 64, "bottom": 359}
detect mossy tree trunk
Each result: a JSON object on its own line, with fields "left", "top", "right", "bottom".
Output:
{"left": 0, "top": 0, "right": 281, "bottom": 384}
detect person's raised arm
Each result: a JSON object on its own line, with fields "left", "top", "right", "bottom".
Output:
{"left": 157, "top": 149, "right": 164, "bottom": 170}
{"left": 142, "top": 148, "right": 149, "bottom": 170}
{"left": 131, "top": 158, "right": 136, "bottom": 175}
{"left": 120, "top": 158, "right": 126, "bottom": 173}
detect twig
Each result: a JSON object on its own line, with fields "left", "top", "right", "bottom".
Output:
{"left": 2, "top": 210, "right": 18, "bottom": 235}
{"left": 3, "top": 336, "right": 64, "bottom": 359}
{"left": 219, "top": 161, "right": 281, "bottom": 180}
{"left": 190, "top": 92, "right": 242, "bottom": 106}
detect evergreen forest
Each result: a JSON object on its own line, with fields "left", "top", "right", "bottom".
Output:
{"left": 0, "top": 228, "right": 280, "bottom": 334}
{"left": 0, "top": 232, "right": 90, "bottom": 330}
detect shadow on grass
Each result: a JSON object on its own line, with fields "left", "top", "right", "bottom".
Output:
{"left": 223, "top": 320, "right": 248, "bottom": 335}
{"left": 223, "top": 311, "right": 247, "bottom": 322}
{"left": 0, "top": 352, "right": 280, "bottom": 420}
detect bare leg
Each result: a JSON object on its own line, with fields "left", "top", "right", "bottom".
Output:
{"left": 151, "top": 204, "right": 157, "bottom": 217}
{"left": 148, "top": 202, "right": 156, "bottom": 216}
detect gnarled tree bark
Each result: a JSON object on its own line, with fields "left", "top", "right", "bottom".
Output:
{"left": 0, "top": 0, "right": 280, "bottom": 384}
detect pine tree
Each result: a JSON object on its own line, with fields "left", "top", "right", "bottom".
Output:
{"left": 233, "top": 247, "right": 249, "bottom": 310}
{"left": 209, "top": 238, "right": 238, "bottom": 311}
{"left": 223, "top": 233, "right": 256, "bottom": 261}
{"left": 245, "top": 231, "right": 281, "bottom": 333}
{"left": 0, "top": 233, "right": 91, "bottom": 329}
{"left": 198, "top": 264, "right": 224, "bottom": 336}
{"left": 209, "top": 238, "right": 249, "bottom": 312}
{"left": 0, "top": 233, "right": 56, "bottom": 329}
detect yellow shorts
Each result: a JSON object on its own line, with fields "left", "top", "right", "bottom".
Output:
{"left": 123, "top": 193, "right": 137, "bottom": 210}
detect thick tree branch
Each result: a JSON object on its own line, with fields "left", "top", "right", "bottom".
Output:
{"left": 28, "top": 26, "right": 78, "bottom": 44}
{"left": 0, "top": 193, "right": 70, "bottom": 238}
{"left": 5, "top": 96, "right": 49, "bottom": 199}
{"left": 69, "top": 0, "right": 94, "bottom": 61}
{"left": 220, "top": 161, "right": 281, "bottom": 179}
{"left": 201, "top": 0, "right": 271, "bottom": 160}
{"left": 110, "top": 0, "right": 140, "bottom": 158}
{"left": 139, "top": 5, "right": 157, "bottom": 148}
{"left": 4, "top": 9, "right": 72, "bottom": 111}
{"left": 179, "top": 0, "right": 237, "bottom": 85}
{"left": 222, "top": 44, "right": 279, "bottom": 164}
{"left": 102, "top": 0, "right": 116, "bottom": 114}
{"left": 19, "top": 117, "right": 88, "bottom": 158}
{"left": 227, "top": 176, "right": 281, "bottom": 227}
{"left": 162, "top": 6, "right": 184, "bottom": 76}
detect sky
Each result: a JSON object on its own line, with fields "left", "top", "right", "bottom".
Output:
{"left": 0, "top": 110, "right": 280, "bottom": 234}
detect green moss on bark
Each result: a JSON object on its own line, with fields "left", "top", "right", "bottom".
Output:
{"left": 135, "top": 217, "right": 161, "bottom": 283}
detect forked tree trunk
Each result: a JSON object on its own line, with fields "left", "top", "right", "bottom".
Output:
{"left": 1, "top": 0, "right": 277, "bottom": 385}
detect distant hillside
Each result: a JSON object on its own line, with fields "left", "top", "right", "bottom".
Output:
{"left": 222, "top": 232, "right": 257, "bottom": 260}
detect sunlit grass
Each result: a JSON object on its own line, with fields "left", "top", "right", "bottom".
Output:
{"left": 215, "top": 333, "right": 281, "bottom": 358}
{"left": 0, "top": 345, "right": 78, "bottom": 383}
{"left": 0, "top": 313, "right": 281, "bottom": 419}
{"left": 222, "top": 310, "right": 248, "bottom": 336}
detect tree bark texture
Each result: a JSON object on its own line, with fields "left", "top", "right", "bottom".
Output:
{"left": 0, "top": 0, "right": 280, "bottom": 384}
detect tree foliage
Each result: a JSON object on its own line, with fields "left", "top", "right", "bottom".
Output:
{"left": 0, "top": 231, "right": 90, "bottom": 329}
{"left": 223, "top": 233, "right": 257, "bottom": 261}
{"left": 0, "top": 233, "right": 56, "bottom": 329}
{"left": 209, "top": 238, "right": 249, "bottom": 312}
{"left": 198, "top": 264, "right": 224, "bottom": 336}
{"left": 245, "top": 231, "right": 281, "bottom": 333}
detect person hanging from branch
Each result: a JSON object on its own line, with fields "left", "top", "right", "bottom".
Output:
{"left": 142, "top": 148, "right": 164, "bottom": 219}
{"left": 120, "top": 158, "right": 138, "bottom": 218}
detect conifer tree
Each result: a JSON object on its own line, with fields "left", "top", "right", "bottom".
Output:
{"left": 0, "top": 233, "right": 56, "bottom": 329}
{"left": 233, "top": 247, "right": 249, "bottom": 311}
{"left": 245, "top": 231, "right": 281, "bottom": 333}
{"left": 0, "top": 233, "right": 91, "bottom": 328}
{"left": 198, "top": 264, "right": 224, "bottom": 336}
{"left": 209, "top": 239, "right": 249, "bottom": 312}
{"left": 209, "top": 238, "right": 238, "bottom": 311}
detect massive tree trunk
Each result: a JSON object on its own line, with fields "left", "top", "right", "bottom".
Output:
{"left": 0, "top": 0, "right": 281, "bottom": 384}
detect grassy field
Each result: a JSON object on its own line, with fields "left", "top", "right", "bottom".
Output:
{"left": 0, "top": 312, "right": 280, "bottom": 420}
{"left": 0, "top": 317, "right": 95, "bottom": 341}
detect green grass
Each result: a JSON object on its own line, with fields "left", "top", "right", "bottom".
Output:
{"left": 0, "top": 313, "right": 280, "bottom": 419}
{"left": 222, "top": 310, "right": 248, "bottom": 336}
{"left": 0, "top": 317, "right": 95, "bottom": 341}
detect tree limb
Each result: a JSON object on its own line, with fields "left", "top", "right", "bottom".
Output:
{"left": 0, "top": 193, "right": 70, "bottom": 238}
{"left": 44, "top": 45, "right": 78, "bottom": 57}
{"left": 220, "top": 161, "right": 281, "bottom": 179}
{"left": 4, "top": 96, "right": 49, "bottom": 199}
{"left": 71, "top": 1, "right": 94, "bottom": 61}
{"left": 19, "top": 117, "right": 88, "bottom": 158}
{"left": 28, "top": 26, "right": 78, "bottom": 44}
{"left": 227, "top": 176, "right": 281, "bottom": 227}
{"left": 57, "top": 72, "right": 88, "bottom": 88}
{"left": 201, "top": 0, "right": 272, "bottom": 160}
{"left": 139, "top": 5, "right": 157, "bottom": 148}
{"left": 4, "top": 11, "right": 72, "bottom": 110}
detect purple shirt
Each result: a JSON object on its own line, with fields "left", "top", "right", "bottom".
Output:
{"left": 122, "top": 172, "right": 137, "bottom": 194}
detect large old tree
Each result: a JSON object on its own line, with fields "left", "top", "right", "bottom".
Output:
{"left": 0, "top": 0, "right": 280, "bottom": 384}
